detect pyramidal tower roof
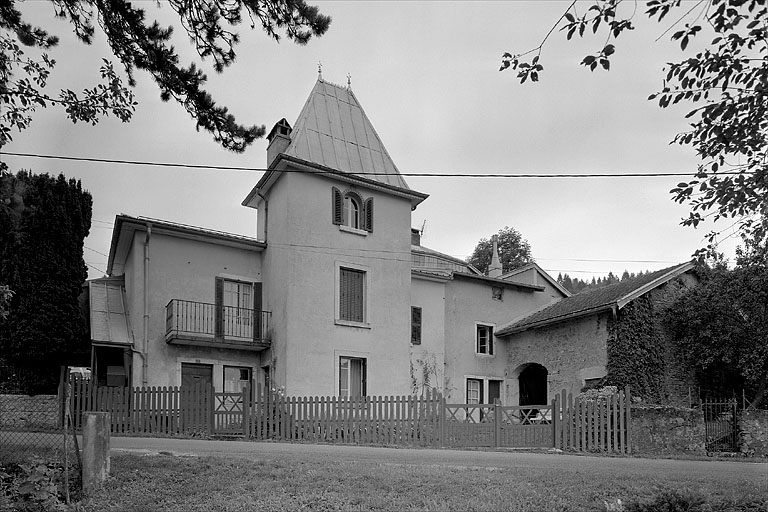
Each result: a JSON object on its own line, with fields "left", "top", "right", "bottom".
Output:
{"left": 283, "top": 78, "right": 411, "bottom": 190}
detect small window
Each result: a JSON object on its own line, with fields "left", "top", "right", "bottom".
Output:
{"left": 344, "top": 195, "right": 361, "bottom": 229}
{"left": 476, "top": 324, "right": 494, "bottom": 355}
{"left": 339, "top": 267, "right": 365, "bottom": 322}
{"left": 492, "top": 286, "right": 504, "bottom": 301}
{"left": 223, "top": 366, "right": 251, "bottom": 393}
{"left": 467, "top": 378, "right": 483, "bottom": 404}
{"left": 339, "top": 357, "right": 367, "bottom": 397}
{"left": 411, "top": 306, "right": 422, "bottom": 345}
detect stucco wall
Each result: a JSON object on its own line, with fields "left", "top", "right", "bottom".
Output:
{"left": 505, "top": 314, "right": 608, "bottom": 405}
{"left": 410, "top": 277, "right": 446, "bottom": 395}
{"left": 443, "top": 277, "right": 557, "bottom": 404}
{"left": 262, "top": 170, "right": 414, "bottom": 396}
{"left": 122, "top": 229, "right": 264, "bottom": 390}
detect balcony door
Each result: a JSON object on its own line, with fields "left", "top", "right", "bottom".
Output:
{"left": 217, "top": 279, "right": 253, "bottom": 339}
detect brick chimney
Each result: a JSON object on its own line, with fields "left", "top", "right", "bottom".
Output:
{"left": 266, "top": 118, "right": 292, "bottom": 168}
{"left": 411, "top": 228, "right": 421, "bottom": 246}
{"left": 488, "top": 235, "right": 502, "bottom": 278}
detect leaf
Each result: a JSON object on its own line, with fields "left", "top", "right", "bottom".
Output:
{"left": 601, "top": 59, "right": 610, "bottom": 71}
{"left": 603, "top": 44, "right": 615, "bottom": 56}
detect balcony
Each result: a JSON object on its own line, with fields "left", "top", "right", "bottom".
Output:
{"left": 165, "top": 299, "right": 271, "bottom": 352}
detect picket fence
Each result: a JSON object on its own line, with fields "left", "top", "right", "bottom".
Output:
{"left": 67, "top": 379, "right": 632, "bottom": 453}
{"left": 552, "top": 387, "right": 632, "bottom": 454}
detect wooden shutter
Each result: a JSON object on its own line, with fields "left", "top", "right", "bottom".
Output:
{"left": 332, "top": 187, "right": 343, "bottom": 225}
{"left": 489, "top": 326, "right": 494, "bottom": 355}
{"left": 364, "top": 197, "right": 374, "bottom": 232}
{"left": 411, "top": 307, "right": 422, "bottom": 345}
{"left": 253, "top": 282, "right": 263, "bottom": 341}
{"left": 214, "top": 277, "right": 224, "bottom": 338}
{"left": 339, "top": 268, "right": 364, "bottom": 322}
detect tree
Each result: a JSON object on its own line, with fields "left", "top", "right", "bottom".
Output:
{"left": 467, "top": 226, "right": 533, "bottom": 275}
{"left": 0, "top": 0, "right": 331, "bottom": 156}
{"left": 500, "top": 0, "right": 768, "bottom": 258}
{"left": 666, "top": 263, "right": 768, "bottom": 407}
{"left": 0, "top": 171, "right": 92, "bottom": 393}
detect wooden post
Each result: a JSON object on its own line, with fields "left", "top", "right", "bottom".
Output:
{"left": 625, "top": 385, "right": 632, "bottom": 455}
{"left": 493, "top": 402, "right": 500, "bottom": 448}
{"left": 440, "top": 394, "right": 446, "bottom": 448}
{"left": 552, "top": 395, "right": 559, "bottom": 449}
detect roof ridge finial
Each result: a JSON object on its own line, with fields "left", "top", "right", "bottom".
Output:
{"left": 318, "top": 61, "right": 323, "bottom": 79}
{"left": 346, "top": 73, "right": 352, "bottom": 89}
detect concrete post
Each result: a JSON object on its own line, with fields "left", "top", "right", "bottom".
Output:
{"left": 82, "top": 412, "right": 110, "bottom": 496}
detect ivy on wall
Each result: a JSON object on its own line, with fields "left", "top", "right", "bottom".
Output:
{"left": 605, "top": 295, "right": 666, "bottom": 403}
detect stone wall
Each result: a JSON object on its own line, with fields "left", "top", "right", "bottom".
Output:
{"left": 0, "top": 394, "right": 60, "bottom": 431}
{"left": 630, "top": 404, "right": 705, "bottom": 456}
{"left": 739, "top": 409, "right": 768, "bottom": 457}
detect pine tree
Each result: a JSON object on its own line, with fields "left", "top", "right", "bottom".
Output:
{"left": 0, "top": 171, "right": 92, "bottom": 393}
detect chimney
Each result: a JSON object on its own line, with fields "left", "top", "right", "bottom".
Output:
{"left": 411, "top": 228, "right": 421, "bottom": 246}
{"left": 488, "top": 235, "right": 502, "bottom": 278}
{"left": 266, "top": 118, "right": 292, "bottom": 168}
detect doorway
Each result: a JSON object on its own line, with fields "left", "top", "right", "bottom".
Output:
{"left": 518, "top": 364, "right": 548, "bottom": 406}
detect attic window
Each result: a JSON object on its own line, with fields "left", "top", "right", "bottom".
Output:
{"left": 332, "top": 187, "right": 374, "bottom": 232}
{"left": 492, "top": 286, "right": 504, "bottom": 301}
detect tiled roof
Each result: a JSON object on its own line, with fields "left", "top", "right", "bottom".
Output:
{"left": 496, "top": 262, "right": 694, "bottom": 336}
{"left": 284, "top": 78, "right": 410, "bottom": 190}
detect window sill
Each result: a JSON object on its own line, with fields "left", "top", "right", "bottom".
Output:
{"left": 339, "top": 225, "right": 369, "bottom": 236}
{"left": 475, "top": 353, "right": 495, "bottom": 358}
{"left": 335, "top": 319, "right": 371, "bottom": 329}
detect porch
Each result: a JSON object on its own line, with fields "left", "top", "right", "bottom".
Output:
{"left": 165, "top": 299, "right": 271, "bottom": 351}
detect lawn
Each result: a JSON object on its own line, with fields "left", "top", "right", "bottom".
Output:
{"left": 77, "top": 451, "right": 767, "bottom": 512}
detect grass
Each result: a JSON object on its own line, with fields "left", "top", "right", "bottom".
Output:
{"left": 77, "top": 452, "right": 768, "bottom": 512}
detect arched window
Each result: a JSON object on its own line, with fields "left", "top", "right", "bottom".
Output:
{"left": 344, "top": 194, "right": 361, "bottom": 229}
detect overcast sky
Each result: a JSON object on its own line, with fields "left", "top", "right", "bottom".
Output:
{"left": 2, "top": 1, "right": 743, "bottom": 281}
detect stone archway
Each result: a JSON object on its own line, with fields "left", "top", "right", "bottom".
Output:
{"left": 518, "top": 363, "right": 548, "bottom": 406}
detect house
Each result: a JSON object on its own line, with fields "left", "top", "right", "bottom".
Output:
{"left": 86, "top": 76, "right": 691, "bottom": 407}
{"left": 495, "top": 262, "right": 698, "bottom": 406}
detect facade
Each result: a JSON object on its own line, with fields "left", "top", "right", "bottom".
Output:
{"left": 87, "top": 77, "right": 691, "bottom": 406}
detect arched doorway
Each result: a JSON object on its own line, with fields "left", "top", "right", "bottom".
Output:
{"left": 518, "top": 363, "right": 548, "bottom": 406}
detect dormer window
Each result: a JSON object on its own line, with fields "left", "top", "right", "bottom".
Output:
{"left": 332, "top": 187, "right": 373, "bottom": 232}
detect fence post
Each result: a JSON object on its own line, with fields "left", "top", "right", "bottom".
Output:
{"left": 552, "top": 394, "right": 559, "bottom": 449}
{"left": 493, "top": 401, "right": 500, "bottom": 448}
{"left": 625, "top": 385, "right": 632, "bottom": 455}
{"left": 440, "top": 394, "right": 446, "bottom": 448}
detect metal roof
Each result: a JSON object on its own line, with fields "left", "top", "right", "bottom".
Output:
{"left": 89, "top": 277, "right": 134, "bottom": 346}
{"left": 496, "top": 262, "right": 695, "bottom": 336}
{"left": 283, "top": 78, "right": 411, "bottom": 190}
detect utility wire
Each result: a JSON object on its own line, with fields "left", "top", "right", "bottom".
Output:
{"left": 0, "top": 151, "right": 747, "bottom": 178}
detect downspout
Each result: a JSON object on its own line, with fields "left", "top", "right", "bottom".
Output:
{"left": 142, "top": 222, "right": 152, "bottom": 387}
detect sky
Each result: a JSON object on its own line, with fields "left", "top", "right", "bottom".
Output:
{"left": 2, "top": 1, "right": 745, "bottom": 281}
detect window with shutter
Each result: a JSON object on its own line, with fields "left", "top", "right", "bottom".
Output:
{"left": 339, "top": 267, "right": 365, "bottom": 322}
{"left": 476, "top": 324, "right": 494, "bottom": 355}
{"left": 339, "top": 357, "right": 367, "bottom": 397}
{"left": 411, "top": 306, "right": 422, "bottom": 345}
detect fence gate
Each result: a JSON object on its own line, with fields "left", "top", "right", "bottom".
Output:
{"left": 701, "top": 399, "right": 738, "bottom": 452}
{"left": 442, "top": 402, "right": 554, "bottom": 448}
{"left": 213, "top": 391, "right": 246, "bottom": 435}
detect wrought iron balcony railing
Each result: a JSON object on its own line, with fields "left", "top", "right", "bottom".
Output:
{"left": 165, "top": 299, "right": 271, "bottom": 351}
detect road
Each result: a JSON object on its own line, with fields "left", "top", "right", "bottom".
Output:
{"left": 111, "top": 436, "right": 768, "bottom": 486}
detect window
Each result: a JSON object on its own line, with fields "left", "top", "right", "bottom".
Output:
{"left": 332, "top": 187, "right": 374, "bottom": 232}
{"left": 344, "top": 195, "right": 360, "bottom": 229}
{"left": 223, "top": 366, "right": 251, "bottom": 393}
{"left": 492, "top": 286, "right": 504, "bottom": 301}
{"left": 476, "top": 324, "right": 494, "bottom": 355}
{"left": 339, "top": 357, "right": 367, "bottom": 397}
{"left": 339, "top": 267, "right": 365, "bottom": 323}
{"left": 467, "top": 378, "right": 483, "bottom": 404}
{"left": 411, "top": 306, "right": 422, "bottom": 345}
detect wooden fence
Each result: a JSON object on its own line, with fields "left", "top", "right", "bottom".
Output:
{"left": 68, "top": 380, "right": 632, "bottom": 453}
{"left": 552, "top": 387, "right": 632, "bottom": 454}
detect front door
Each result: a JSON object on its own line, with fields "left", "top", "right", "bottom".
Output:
{"left": 181, "top": 363, "right": 212, "bottom": 433}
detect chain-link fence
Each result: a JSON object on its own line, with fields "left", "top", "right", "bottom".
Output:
{"left": 0, "top": 365, "right": 82, "bottom": 507}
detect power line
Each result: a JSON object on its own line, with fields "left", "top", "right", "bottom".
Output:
{"left": 0, "top": 151, "right": 746, "bottom": 178}
{"left": 85, "top": 245, "right": 109, "bottom": 257}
